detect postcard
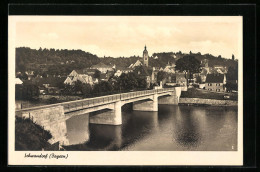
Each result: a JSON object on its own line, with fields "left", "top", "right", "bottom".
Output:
{"left": 8, "top": 15, "right": 243, "bottom": 165}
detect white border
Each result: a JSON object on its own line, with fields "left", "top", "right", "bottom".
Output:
{"left": 8, "top": 16, "right": 243, "bottom": 166}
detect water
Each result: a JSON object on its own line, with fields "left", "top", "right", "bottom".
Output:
{"left": 64, "top": 105, "right": 237, "bottom": 151}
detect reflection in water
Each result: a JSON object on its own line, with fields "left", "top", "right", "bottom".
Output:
{"left": 64, "top": 105, "right": 238, "bottom": 151}
{"left": 174, "top": 107, "right": 202, "bottom": 149}
{"left": 66, "top": 114, "right": 90, "bottom": 145}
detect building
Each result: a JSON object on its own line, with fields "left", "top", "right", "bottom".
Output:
{"left": 129, "top": 45, "right": 150, "bottom": 68}
{"left": 175, "top": 73, "right": 187, "bottom": 86}
{"left": 15, "top": 78, "right": 23, "bottom": 85}
{"left": 134, "top": 66, "right": 156, "bottom": 88}
{"left": 64, "top": 70, "right": 94, "bottom": 85}
{"left": 30, "top": 76, "right": 66, "bottom": 94}
{"left": 114, "top": 67, "right": 133, "bottom": 77}
{"left": 201, "top": 59, "right": 209, "bottom": 68}
{"left": 200, "top": 68, "right": 208, "bottom": 83}
{"left": 25, "top": 70, "right": 34, "bottom": 80}
{"left": 205, "top": 74, "right": 226, "bottom": 92}
{"left": 143, "top": 45, "right": 149, "bottom": 67}
{"left": 90, "top": 62, "right": 114, "bottom": 73}
{"left": 129, "top": 60, "right": 142, "bottom": 68}
{"left": 82, "top": 68, "right": 97, "bottom": 76}
{"left": 163, "top": 62, "right": 176, "bottom": 73}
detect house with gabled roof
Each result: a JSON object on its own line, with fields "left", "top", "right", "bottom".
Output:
{"left": 114, "top": 67, "right": 133, "bottom": 77}
{"left": 129, "top": 59, "right": 142, "bottom": 68}
{"left": 15, "top": 78, "right": 23, "bottom": 85}
{"left": 205, "top": 74, "right": 226, "bottom": 92}
{"left": 64, "top": 70, "right": 93, "bottom": 85}
{"left": 90, "top": 62, "right": 114, "bottom": 73}
{"left": 175, "top": 73, "right": 187, "bottom": 86}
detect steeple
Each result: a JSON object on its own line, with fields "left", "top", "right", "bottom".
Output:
{"left": 143, "top": 45, "right": 149, "bottom": 67}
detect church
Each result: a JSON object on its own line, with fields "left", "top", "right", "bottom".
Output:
{"left": 129, "top": 45, "right": 150, "bottom": 68}
{"left": 128, "top": 45, "right": 157, "bottom": 87}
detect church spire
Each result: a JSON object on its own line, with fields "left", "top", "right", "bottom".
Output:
{"left": 143, "top": 45, "right": 149, "bottom": 67}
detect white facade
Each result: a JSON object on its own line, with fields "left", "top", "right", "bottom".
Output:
{"left": 129, "top": 60, "right": 142, "bottom": 68}
{"left": 64, "top": 70, "right": 93, "bottom": 85}
{"left": 15, "top": 78, "right": 23, "bottom": 85}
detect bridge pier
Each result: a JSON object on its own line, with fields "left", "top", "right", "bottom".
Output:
{"left": 158, "top": 87, "right": 182, "bottom": 105}
{"left": 89, "top": 101, "right": 122, "bottom": 125}
{"left": 133, "top": 94, "right": 158, "bottom": 111}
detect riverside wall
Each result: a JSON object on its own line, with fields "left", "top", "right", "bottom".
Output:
{"left": 179, "top": 98, "right": 238, "bottom": 106}
{"left": 16, "top": 106, "right": 69, "bottom": 145}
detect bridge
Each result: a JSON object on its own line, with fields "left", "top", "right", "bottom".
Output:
{"left": 16, "top": 87, "right": 182, "bottom": 145}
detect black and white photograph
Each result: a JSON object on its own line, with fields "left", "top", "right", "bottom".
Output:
{"left": 8, "top": 14, "right": 243, "bottom": 165}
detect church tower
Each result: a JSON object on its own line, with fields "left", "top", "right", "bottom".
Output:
{"left": 143, "top": 45, "right": 149, "bottom": 67}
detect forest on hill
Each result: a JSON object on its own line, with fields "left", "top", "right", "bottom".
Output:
{"left": 15, "top": 47, "right": 238, "bottom": 76}
{"left": 152, "top": 51, "right": 237, "bottom": 68}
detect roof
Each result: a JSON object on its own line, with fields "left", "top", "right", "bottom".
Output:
{"left": 129, "top": 60, "right": 143, "bottom": 68}
{"left": 15, "top": 78, "right": 23, "bottom": 84}
{"left": 205, "top": 74, "right": 225, "bottom": 83}
{"left": 91, "top": 62, "right": 113, "bottom": 69}
{"left": 83, "top": 68, "right": 96, "bottom": 73}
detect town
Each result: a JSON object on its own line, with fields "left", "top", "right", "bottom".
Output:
{"left": 15, "top": 45, "right": 238, "bottom": 109}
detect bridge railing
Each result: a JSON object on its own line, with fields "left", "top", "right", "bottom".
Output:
{"left": 16, "top": 87, "right": 175, "bottom": 113}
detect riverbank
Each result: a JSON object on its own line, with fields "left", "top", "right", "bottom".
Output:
{"left": 181, "top": 88, "right": 238, "bottom": 101}
{"left": 15, "top": 95, "right": 82, "bottom": 110}
{"left": 15, "top": 116, "right": 61, "bottom": 151}
{"left": 179, "top": 98, "right": 237, "bottom": 106}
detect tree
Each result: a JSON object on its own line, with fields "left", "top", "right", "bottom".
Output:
{"left": 93, "top": 81, "right": 113, "bottom": 96}
{"left": 21, "top": 84, "right": 39, "bottom": 100}
{"left": 175, "top": 55, "right": 201, "bottom": 86}
{"left": 73, "top": 80, "right": 83, "bottom": 94}
{"left": 17, "top": 72, "right": 28, "bottom": 80}
{"left": 195, "top": 75, "right": 202, "bottom": 84}
{"left": 175, "top": 56, "right": 200, "bottom": 74}
{"left": 82, "top": 83, "right": 92, "bottom": 97}
{"left": 63, "top": 84, "right": 74, "bottom": 95}
{"left": 93, "top": 69, "right": 101, "bottom": 79}
{"left": 227, "top": 65, "right": 238, "bottom": 81}
{"left": 157, "top": 71, "right": 167, "bottom": 83}
{"left": 225, "top": 81, "right": 238, "bottom": 92}
{"left": 232, "top": 54, "right": 235, "bottom": 60}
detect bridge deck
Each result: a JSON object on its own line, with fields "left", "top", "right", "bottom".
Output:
{"left": 15, "top": 88, "right": 175, "bottom": 114}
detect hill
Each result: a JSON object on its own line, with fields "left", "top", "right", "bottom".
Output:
{"left": 15, "top": 47, "right": 238, "bottom": 76}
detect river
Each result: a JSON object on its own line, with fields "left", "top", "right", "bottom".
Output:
{"left": 63, "top": 105, "right": 237, "bottom": 151}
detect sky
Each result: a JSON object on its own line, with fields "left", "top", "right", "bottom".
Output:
{"left": 13, "top": 16, "right": 242, "bottom": 58}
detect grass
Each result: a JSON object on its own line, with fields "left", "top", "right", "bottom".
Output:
{"left": 15, "top": 116, "right": 54, "bottom": 151}
{"left": 180, "top": 88, "right": 238, "bottom": 101}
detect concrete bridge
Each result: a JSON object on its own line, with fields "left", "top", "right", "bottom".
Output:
{"left": 16, "top": 87, "right": 181, "bottom": 145}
